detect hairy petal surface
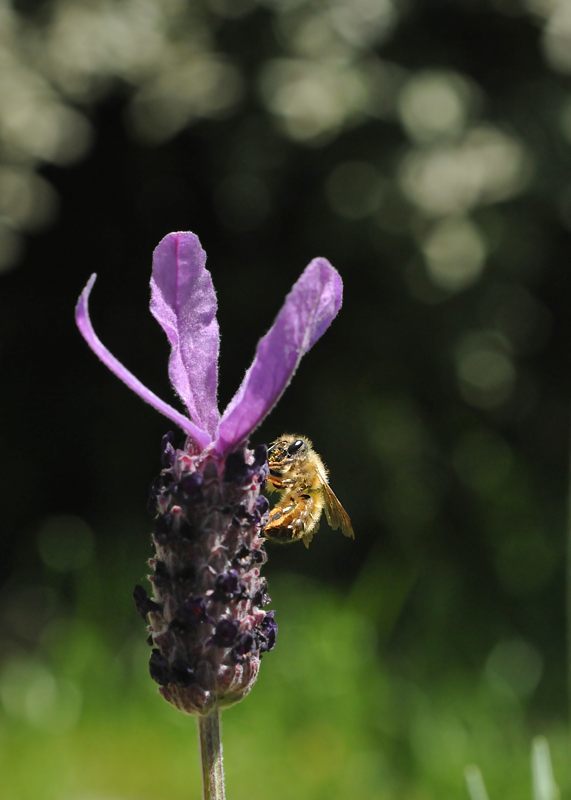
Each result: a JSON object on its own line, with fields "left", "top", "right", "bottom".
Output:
{"left": 217, "top": 257, "right": 343, "bottom": 452}
{"left": 150, "top": 232, "right": 220, "bottom": 436}
{"left": 76, "top": 275, "right": 212, "bottom": 449}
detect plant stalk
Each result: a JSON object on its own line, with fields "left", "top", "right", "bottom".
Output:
{"left": 567, "top": 416, "right": 571, "bottom": 722}
{"left": 198, "top": 708, "right": 226, "bottom": 800}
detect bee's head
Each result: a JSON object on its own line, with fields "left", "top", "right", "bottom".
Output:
{"left": 268, "top": 435, "right": 308, "bottom": 470}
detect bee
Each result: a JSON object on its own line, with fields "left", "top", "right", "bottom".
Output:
{"left": 264, "top": 434, "right": 354, "bottom": 548}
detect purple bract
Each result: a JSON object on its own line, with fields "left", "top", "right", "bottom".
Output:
{"left": 75, "top": 231, "right": 343, "bottom": 453}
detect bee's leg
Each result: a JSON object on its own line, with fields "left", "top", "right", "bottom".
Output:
{"left": 266, "top": 472, "right": 286, "bottom": 490}
{"left": 264, "top": 495, "right": 310, "bottom": 544}
{"left": 266, "top": 473, "right": 296, "bottom": 491}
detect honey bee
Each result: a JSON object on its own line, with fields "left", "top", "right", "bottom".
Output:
{"left": 264, "top": 434, "right": 354, "bottom": 548}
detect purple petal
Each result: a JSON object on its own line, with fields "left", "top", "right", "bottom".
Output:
{"left": 216, "top": 257, "right": 343, "bottom": 452}
{"left": 75, "top": 274, "right": 212, "bottom": 449}
{"left": 150, "top": 232, "right": 220, "bottom": 436}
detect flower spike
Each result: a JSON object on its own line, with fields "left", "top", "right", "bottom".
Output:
{"left": 75, "top": 273, "right": 212, "bottom": 450}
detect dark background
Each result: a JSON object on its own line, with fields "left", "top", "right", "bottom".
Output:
{"left": 0, "top": 1, "right": 570, "bottom": 797}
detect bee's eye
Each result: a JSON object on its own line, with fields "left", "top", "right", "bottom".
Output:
{"left": 287, "top": 439, "right": 305, "bottom": 455}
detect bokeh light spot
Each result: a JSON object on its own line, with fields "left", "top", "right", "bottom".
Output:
{"left": 37, "top": 514, "right": 95, "bottom": 572}
{"left": 399, "top": 126, "right": 531, "bottom": 216}
{"left": 422, "top": 216, "right": 486, "bottom": 291}
{"left": 485, "top": 638, "right": 543, "bottom": 698}
{"left": 259, "top": 59, "right": 367, "bottom": 141}
{"left": 128, "top": 58, "right": 243, "bottom": 144}
{"left": 0, "top": 658, "right": 82, "bottom": 731}
{"left": 0, "top": 167, "right": 59, "bottom": 232}
{"left": 542, "top": 1, "right": 571, "bottom": 73}
{"left": 329, "top": 0, "right": 396, "bottom": 48}
{"left": 398, "top": 70, "right": 475, "bottom": 143}
{"left": 455, "top": 332, "right": 516, "bottom": 408}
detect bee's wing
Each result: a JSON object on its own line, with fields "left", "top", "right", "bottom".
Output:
{"left": 315, "top": 461, "right": 354, "bottom": 539}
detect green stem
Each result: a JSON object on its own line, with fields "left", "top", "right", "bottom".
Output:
{"left": 198, "top": 708, "right": 226, "bottom": 800}
{"left": 567, "top": 418, "right": 571, "bottom": 722}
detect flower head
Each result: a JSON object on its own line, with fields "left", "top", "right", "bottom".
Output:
{"left": 75, "top": 231, "right": 343, "bottom": 714}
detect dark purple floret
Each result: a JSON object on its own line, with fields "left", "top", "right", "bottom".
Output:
{"left": 149, "top": 649, "right": 171, "bottom": 685}
{"left": 178, "top": 471, "right": 203, "bottom": 499}
{"left": 234, "top": 503, "right": 254, "bottom": 522}
{"left": 150, "top": 559, "right": 170, "bottom": 589}
{"left": 151, "top": 472, "right": 173, "bottom": 493}
{"left": 171, "top": 661, "right": 196, "bottom": 686}
{"left": 256, "top": 495, "right": 270, "bottom": 515}
{"left": 162, "top": 431, "right": 175, "bottom": 447}
{"left": 253, "top": 444, "right": 268, "bottom": 472}
{"left": 213, "top": 569, "right": 244, "bottom": 601}
{"left": 153, "top": 513, "right": 173, "bottom": 544}
{"left": 232, "top": 632, "right": 256, "bottom": 662}
{"left": 258, "top": 611, "right": 278, "bottom": 653}
{"left": 148, "top": 473, "right": 173, "bottom": 514}
{"left": 223, "top": 450, "right": 251, "bottom": 484}
{"left": 233, "top": 544, "right": 250, "bottom": 565}
{"left": 252, "top": 579, "right": 271, "bottom": 607}
{"left": 161, "top": 432, "right": 176, "bottom": 467}
{"left": 231, "top": 543, "right": 267, "bottom": 569}
{"left": 213, "top": 618, "right": 239, "bottom": 647}
{"left": 250, "top": 549, "right": 266, "bottom": 565}
{"left": 133, "top": 584, "right": 161, "bottom": 618}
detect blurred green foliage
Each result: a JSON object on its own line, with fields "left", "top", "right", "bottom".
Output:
{"left": 0, "top": 571, "right": 568, "bottom": 800}
{"left": 1, "top": 0, "right": 570, "bottom": 796}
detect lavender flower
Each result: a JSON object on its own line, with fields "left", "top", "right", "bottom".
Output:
{"left": 75, "top": 231, "right": 342, "bottom": 716}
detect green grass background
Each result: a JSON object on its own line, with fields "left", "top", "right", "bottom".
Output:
{"left": 1, "top": 573, "right": 568, "bottom": 800}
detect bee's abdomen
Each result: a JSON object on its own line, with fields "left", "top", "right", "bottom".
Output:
{"left": 264, "top": 491, "right": 325, "bottom": 548}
